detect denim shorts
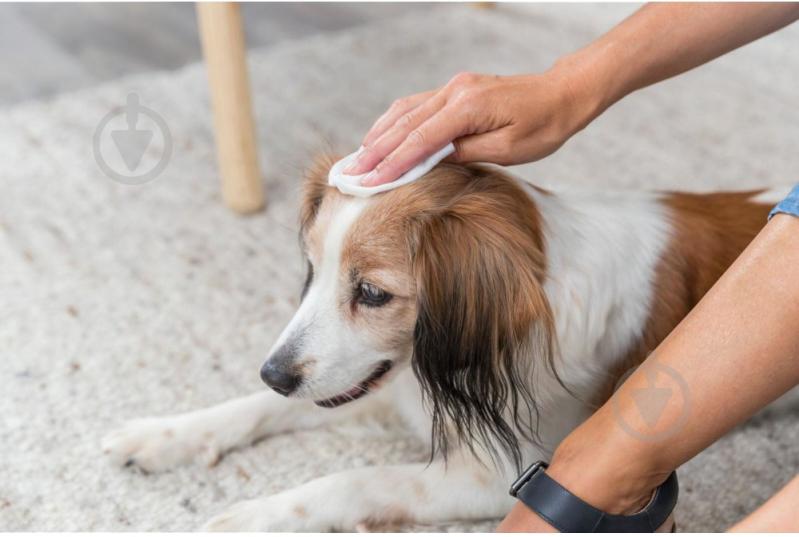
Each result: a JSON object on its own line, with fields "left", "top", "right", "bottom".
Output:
{"left": 769, "top": 184, "right": 799, "bottom": 220}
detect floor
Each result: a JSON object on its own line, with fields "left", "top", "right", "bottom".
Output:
{"left": 0, "top": 2, "right": 427, "bottom": 106}
{"left": 1, "top": 2, "right": 798, "bottom": 531}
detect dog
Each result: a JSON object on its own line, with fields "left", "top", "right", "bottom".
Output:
{"left": 102, "top": 156, "right": 777, "bottom": 530}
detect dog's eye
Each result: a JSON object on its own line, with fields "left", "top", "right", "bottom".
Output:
{"left": 358, "top": 282, "right": 391, "bottom": 307}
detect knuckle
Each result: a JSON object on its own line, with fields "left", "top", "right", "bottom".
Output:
{"left": 450, "top": 88, "right": 481, "bottom": 112}
{"left": 450, "top": 71, "right": 479, "bottom": 88}
{"left": 451, "top": 87, "right": 476, "bottom": 105}
{"left": 406, "top": 129, "right": 427, "bottom": 147}
{"left": 396, "top": 111, "right": 415, "bottom": 129}
{"left": 390, "top": 97, "right": 409, "bottom": 111}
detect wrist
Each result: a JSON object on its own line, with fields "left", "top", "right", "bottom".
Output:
{"left": 549, "top": 37, "right": 634, "bottom": 128}
{"left": 546, "top": 418, "right": 671, "bottom": 515}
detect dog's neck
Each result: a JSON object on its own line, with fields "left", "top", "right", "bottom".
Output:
{"left": 524, "top": 184, "right": 672, "bottom": 404}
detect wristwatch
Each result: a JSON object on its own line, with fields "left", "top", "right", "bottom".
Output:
{"left": 509, "top": 461, "right": 678, "bottom": 532}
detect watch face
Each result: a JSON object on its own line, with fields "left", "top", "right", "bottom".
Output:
{"left": 509, "top": 460, "right": 547, "bottom": 497}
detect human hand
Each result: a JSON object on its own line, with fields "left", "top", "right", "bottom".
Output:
{"left": 347, "top": 2, "right": 799, "bottom": 189}
{"left": 344, "top": 69, "right": 602, "bottom": 186}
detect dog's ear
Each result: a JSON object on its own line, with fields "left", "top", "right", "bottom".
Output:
{"left": 300, "top": 153, "right": 337, "bottom": 234}
{"left": 408, "top": 168, "right": 555, "bottom": 469}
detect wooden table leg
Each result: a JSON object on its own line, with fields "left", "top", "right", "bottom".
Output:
{"left": 197, "top": 2, "right": 265, "bottom": 214}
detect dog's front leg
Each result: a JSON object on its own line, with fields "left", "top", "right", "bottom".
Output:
{"left": 203, "top": 456, "right": 515, "bottom": 531}
{"left": 102, "top": 391, "right": 361, "bottom": 472}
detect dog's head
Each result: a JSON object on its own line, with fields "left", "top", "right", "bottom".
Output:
{"left": 262, "top": 155, "right": 555, "bottom": 466}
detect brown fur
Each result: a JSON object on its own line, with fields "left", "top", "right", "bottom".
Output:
{"left": 299, "top": 153, "right": 337, "bottom": 235}
{"left": 344, "top": 162, "right": 553, "bottom": 349}
{"left": 610, "top": 191, "right": 771, "bottom": 389}
{"left": 301, "top": 154, "right": 772, "bottom": 464}
{"left": 356, "top": 506, "right": 412, "bottom": 531}
{"left": 355, "top": 164, "right": 555, "bottom": 466}
{"left": 301, "top": 158, "right": 556, "bottom": 466}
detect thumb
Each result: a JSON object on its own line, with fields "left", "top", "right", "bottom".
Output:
{"left": 447, "top": 131, "right": 511, "bottom": 165}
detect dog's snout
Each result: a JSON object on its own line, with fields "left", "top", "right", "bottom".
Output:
{"left": 261, "top": 343, "right": 302, "bottom": 396}
{"left": 260, "top": 361, "right": 301, "bottom": 396}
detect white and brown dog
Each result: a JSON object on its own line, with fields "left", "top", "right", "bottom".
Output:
{"left": 102, "top": 156, "right": 775, "bottom": 530}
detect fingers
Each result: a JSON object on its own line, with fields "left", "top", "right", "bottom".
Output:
{"left": 345, "top": 72, "right": 517, "bottom": 183}
{"left": 362, "top": 90, "right": 436, "bottom": 149}
{"left": 361, "top": 106, "right": 468, "bottom": 186}
{"left": 346, "top": 94, "right": 446, "bottom": 176}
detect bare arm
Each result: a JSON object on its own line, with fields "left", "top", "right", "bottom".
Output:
{"left": 348, "top": 2, "right": 799, "bottom": 186}
{"left": 565, "top": 2, "right": 799, "bottom": 110}
{"left": 729, "top": 474, "right": 799, "bottom": 532}
{"left": 498, "top": 214, "right": 799, "bottom": 531}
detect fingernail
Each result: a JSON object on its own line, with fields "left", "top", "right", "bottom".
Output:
{"left": 343, "top": 150, "right": 365, "bottom": 174}
{"left": 361, "top": 171, "right": 378, "bottom": 186}
{"left": 343, "top": 161, "right": 359, "bottom": 174}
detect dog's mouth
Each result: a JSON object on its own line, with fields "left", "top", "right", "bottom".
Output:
{"left": 314, "top": 360, "right": 394, "bottom": 408}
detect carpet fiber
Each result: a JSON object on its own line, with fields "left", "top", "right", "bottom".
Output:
{"left": 1, "top": 4, "right": 798, "bottom": 531}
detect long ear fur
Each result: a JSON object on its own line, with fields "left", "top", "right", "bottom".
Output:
{"left": 408, "top": 165, "right": 555, "bottom": 471}
{"left": 300, "top": 153, "right": 338, "bottom": 234}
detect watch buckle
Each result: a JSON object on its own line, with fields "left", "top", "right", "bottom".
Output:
{"left": 509, "top": 460, "right": 548, "bottom": 497}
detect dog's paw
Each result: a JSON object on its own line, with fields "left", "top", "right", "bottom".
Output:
{"left": 101, "top": 416, "right": 220, "bottom": 473}
{"left": 203, "top": 497, "right": 323, "bottom": 532}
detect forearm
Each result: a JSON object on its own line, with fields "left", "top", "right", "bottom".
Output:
{"left": 553, "top": 3, "right": 799, "bottom": 123}
{"left": 557, "top": 215, "right": 799, "bottom": 504}
{"left": 729, "top": 474, "right": 799, "bottom": 532}
{"left": 499, "top": 215, "right": 799, "bottom": 531}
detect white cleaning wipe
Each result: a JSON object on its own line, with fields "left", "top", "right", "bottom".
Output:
{"left": 328, "top": 143, "right": 455, "bottom": 197}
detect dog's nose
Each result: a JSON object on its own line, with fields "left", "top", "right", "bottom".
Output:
{"left": 260, "top": 361, "right": 301, "bottom": 396}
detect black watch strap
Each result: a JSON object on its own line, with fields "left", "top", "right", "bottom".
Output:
{"left": 509, "top": 461, "right": 678, "bottom": 533}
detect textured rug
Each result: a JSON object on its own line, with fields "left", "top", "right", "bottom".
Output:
{"left": 1, "top": 3, "right": 798, "bottom": 531}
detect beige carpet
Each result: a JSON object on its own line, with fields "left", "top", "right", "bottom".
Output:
{"left": 1, "top": 3, "right": 798, "bottom": 531}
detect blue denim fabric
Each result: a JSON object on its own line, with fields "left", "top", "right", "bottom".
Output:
{"left": 769, "top": 184, "right": 799, "bottom": 220}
